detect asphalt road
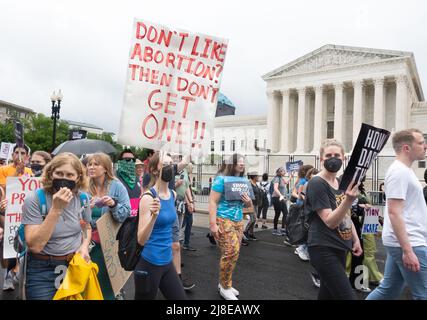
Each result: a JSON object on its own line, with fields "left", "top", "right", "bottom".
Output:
{"left": 0, "top": 226, "right": 410, "bottom": 300}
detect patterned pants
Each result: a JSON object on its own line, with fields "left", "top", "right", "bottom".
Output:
{"left": 216, "top": 217, "right": 243, "bottom": 289}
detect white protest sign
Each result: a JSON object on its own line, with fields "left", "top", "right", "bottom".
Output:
{"left": 96, "top": 212, "right": 132, "bottom": 296}
{"left": 362, "top": 207, "right": 380, "bottom": 234}
{"left": 0, "top": 142, "right": 14, "bottom": 161}
{"left": 3, "top": 177, "right": 41, "bottom": 259}
{"left": 118, "top": 19, "right": 228, "bottom": 159}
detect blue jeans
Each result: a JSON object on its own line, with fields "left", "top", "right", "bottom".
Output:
{"left": 182, "top": 209, "right": 193, "bottom": 247}
{"left": 366, "top": 246, "right": 427, "bottom": 300}
{"left": 25, "top": 254, "right": 69, "bottom": 300}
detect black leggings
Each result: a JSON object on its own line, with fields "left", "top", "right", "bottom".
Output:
{"left": 134, "top": 258, "right": 187, "bottom": 300}
{"left": 272, "top": 197, "right": 288, "bottom": 230}
{"left": 257, "top": 195, "right": 269, "bottom": 220}
{"left": 308, "top": 246, "right": 357, "bottom": 300}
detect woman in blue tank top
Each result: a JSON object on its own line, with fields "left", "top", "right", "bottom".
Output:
{"left": 134, "top": 152, "right": 186, "bottom": 300}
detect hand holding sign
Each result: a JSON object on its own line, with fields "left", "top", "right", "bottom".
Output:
{"left": 241, "top": 193, "right": 252, "bottom": 207}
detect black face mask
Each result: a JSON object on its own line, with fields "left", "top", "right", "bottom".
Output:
{"left": 161, "top": 165, "right": 174, "bottom": 183}
{"left": 30, "top": 164, "right": 44, "bottom": 177}
{"left": 323, "top": 157, "right": 343, "bottom": 173}
{"left": 52, "top": 178, "right": 76, "bottom": 192}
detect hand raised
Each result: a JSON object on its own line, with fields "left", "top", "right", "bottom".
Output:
{"left": 345, "top": 181, "right": 360, "bottom": 202}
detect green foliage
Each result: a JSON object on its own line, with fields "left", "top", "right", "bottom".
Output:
{"left": 0, "top": 120, "right": 14, "bottom": 142}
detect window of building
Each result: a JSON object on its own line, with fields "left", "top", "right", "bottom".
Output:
{"left": 211, "top": 140, "right": 214, "bottom": 152}
{"left": 254, "top": 139, "right": 259, "bottom": 149}
{"left": 221, "top": 140, "right": 225, "bottom": 151}
{"left": 327, "top": 121, "right": 334, "bottom": 139}
{"left": 419, "top": 161, "right": 426, "bottom": 169}
{"left": 231, "top": 139, "right": 235, "bottom": 152}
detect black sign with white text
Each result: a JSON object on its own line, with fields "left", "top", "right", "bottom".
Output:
{"left": 339, "top": 123, "right": 390, "bottom": 191}
{"left": 224, "top": 177, "right": 255, "bottom": 201}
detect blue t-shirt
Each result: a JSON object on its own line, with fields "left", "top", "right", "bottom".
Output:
{"left": 296, "top": 177, "right": 308, "bottom": 206}
{"left": 141, "top": 189, "right": 177, "bottom": 266}
{"left": 212, "top": 175, "right": 244, "bottom": 222}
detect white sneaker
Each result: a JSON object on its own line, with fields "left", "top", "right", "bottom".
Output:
{"left": 218, "top": 284, "right": 239, "bottom": 297}
{"left": 218, "top": 284, "right": 238, "bottom": 300}
{"left": 297, "top": 247, "right": 309, "bottom": 261}
{"left": 356, "top": 285, "right": 372, "bottom": 293}
{"left": 3, "top": 271, "right": 15, "bottom": 291}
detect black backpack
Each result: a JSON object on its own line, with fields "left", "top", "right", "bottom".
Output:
{"left": 116, "top": 187, "right": 156, "bottom": 271}
{"left": 286, "top": 203, "right": 309, "bottom": 245}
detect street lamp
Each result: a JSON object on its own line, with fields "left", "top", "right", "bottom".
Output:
{"left": 51, "top": 89, "right": 63, "bottom": 151}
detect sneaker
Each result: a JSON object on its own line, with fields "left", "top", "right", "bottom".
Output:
{"left": 272, "top": 229, "right": 281, "bottom": 236}
{"left": 297, "top": 248, "right": 309, "bottom": 261}
{"left": 182, "top": 245, "right": 197, "bottom": 251}
{"left": 261, "top": 225, "right": 268, "bottom": 229}
{"left": 241, "top": 238, "right": 249, "bottom": 246}
{"left": 218, "top": 284, "right": 238, "bottom": 300}
{"left": 242, "top": 232, "right": 250, "bottom": 241}
{"left": 254, "top": 224, "right": 259, "bottom": 229}
{"left": 206, "top": 233, "right": 216, "bottom": 245}
{"left": 355, "top": 285, "right": 372, "bottom": 293}
{"left": 3, "top": 271, "right": 15, "bottom": 291}
{"left": 181, "top": 278, "right": 195, "bottom": 291}
{"left": 249, "top": 234, "right": 258, "bottom": 241}
{"left": 283, "top": 236, "right": 293, "bottom": 247}
{"left": 310, "top": 272, "right": 321, "bottom": 288}
{"left": 218, "top": 284, "right": 239, "bottom": 297}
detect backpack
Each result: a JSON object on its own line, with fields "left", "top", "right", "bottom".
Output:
{"left": 286, "top": 203, "right": 309, "bottom": 245}
{"left": 14, "top": 189, "right": 89, "bottom": 258}
{"left": 269, "top": 179, "right": 276, "bottom": 196}
{"left": 116, "top": 187, "right": 156, "bottom": 271}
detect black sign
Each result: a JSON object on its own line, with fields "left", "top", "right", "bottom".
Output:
{"left": 286, "top": 160, "right": 303, "bottom": 172}
{"left": 14, "top": 121, "right": 24, "bottom": 148}
{"left": 224, "top": 177, "right": 255, "bottom": 201}
{"left": 339, "top": 123, "right": 390, "bottom": 191}
{"left": 69, "top": 129, "right": 87, "bottom": 140}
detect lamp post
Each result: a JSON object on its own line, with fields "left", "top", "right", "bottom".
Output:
{"left": 50, "top": 89, "right": 63, "bottom": 151}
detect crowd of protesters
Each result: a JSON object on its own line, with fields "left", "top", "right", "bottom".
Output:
{"left": 1, "top": 127, "right": 427, "bottom": 300}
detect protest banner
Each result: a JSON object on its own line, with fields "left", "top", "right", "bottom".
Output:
{"left": 224, "top": 177, "right": 255, "bottom": 201}
{"left": 14, "top": 121, "right": 24, "bottom": 148}
{"left": 286, "top": 160, "right": 303, "bottom": 172}
{"left": 3, "top": 177, "right": 41, "bottom": 259}
{"left": 96, "top": 212, "right": 132, "bottom": 296}
{"left": 362, "top": 207, "right": 380, "bottom": 234}
{"left": 339, "top": 123, "right": 390, "bottom": 191}
{"left": 0, "top": 142, "right": 14, "bottom": 161}
{"left": 118, "top": 19, "right": 228, "bottom": 160}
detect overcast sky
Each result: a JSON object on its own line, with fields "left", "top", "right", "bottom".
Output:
{"left": 1, "top": 0, "right": 426, "bottom": 135}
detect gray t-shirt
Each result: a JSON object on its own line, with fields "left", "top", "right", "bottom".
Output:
{"left": 22, "top": 190, "right": 92, "bottom": 256}
{"left": 272, "top": 176, "right": 287, "bottom": 198}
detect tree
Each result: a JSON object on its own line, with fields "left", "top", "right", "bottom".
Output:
{"left": 0, "top": 120, "right": 15, "bottom": 142}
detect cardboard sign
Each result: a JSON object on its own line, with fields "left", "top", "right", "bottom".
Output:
{"left": 0, "top": 142, "right": 14, "bottom": 160}
{"left": 286, "top": 160, "right": 303, "bottom": 172}
{"left": 96, "top": 212, "right": 132, "bottom": 296}
{"left": 118, "top": 19, "right": 228, "bottom": 159}
{"left": 362, "top": 207, "right": 380, "bottom": 234}
{"left": 3, "top": 177, "right": 41, "bottom": 259}
{"left": 339, "top": 123, "right": 390, "bottom": 191}
{"left": 224, "top": 177, "right": 255, "bottom": 201}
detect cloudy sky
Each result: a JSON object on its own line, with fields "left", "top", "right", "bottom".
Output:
{"left": 1, "top": 0, "right": 426, "bottom": 135}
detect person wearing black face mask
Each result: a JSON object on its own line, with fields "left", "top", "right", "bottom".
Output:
{"left": 304, "top": 139, "right": 362, "bottom": 300}
{"left": 30, "top": 151, "right": 52, "bottom": 178}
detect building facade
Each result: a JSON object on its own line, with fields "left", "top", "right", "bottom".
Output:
{"left": 0, "top": 100, "right": 35, "bottom": 124}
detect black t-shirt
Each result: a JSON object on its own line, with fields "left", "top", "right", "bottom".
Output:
{"left": 305, "top": 176, "right": 353, "bottom": 251}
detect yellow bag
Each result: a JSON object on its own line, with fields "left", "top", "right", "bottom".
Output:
{"left": 53, "top": 253, "right": 104, "bottom": 300}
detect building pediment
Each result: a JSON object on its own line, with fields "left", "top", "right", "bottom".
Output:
{"left": 263, "top": 44, "right": 412, "bottom": 79}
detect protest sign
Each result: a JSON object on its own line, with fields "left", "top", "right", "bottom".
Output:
{"left": 3, "top": 177, "right": 41, "bottom": 259}
{"left": 14, "top": 121, "right": 24, "bottom": 148}
{"left": 118, "top": 19, "right": 228, "bottom": 159}
{"left": 339, "top": 123, "right": 390, "bottom": 191}
{"left": 0, "top": 142, "right": 14, "bottom": 161}
{"left": 362, "top": 207, "right": 380, "bottom": 234}
{"left": 286, "top": 160, "right": 303, "bottom": 172}
{"left": 224, "top": 177, "right": 255, "bottom": 201}
{"left": 96, "top": 212, "right": 132, "bottom": 296}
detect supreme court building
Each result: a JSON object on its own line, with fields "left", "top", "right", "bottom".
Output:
{"left": 204, "top": 45, "right": 427, "bottom": 190}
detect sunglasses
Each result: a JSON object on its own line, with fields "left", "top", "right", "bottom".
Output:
{"left": 122, "top": 158, "right": 135, "bottom": 162}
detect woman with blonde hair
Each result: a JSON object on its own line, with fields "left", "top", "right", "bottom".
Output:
{"left": 22, "top": 152, "right": 92, "bottom": 300}
{"left": 86, "top": 152, "right": 130, "bottom": 300}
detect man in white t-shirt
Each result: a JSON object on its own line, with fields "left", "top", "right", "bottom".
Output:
{"left": 367, "top": 128, "right": 427, "bottom": 300}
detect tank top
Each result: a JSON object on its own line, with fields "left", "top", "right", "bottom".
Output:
{"left": 141, "top": 188, "right": 177, "bottom": 266}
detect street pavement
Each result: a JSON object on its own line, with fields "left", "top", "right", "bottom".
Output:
{"left": 0, "top": 212, "right": 410, "bottom": 300}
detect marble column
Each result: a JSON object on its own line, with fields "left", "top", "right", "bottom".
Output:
{"left": 296, "top": 87, "right": 307, "bottom": 153}
{"left": 312, "top": 85, "right": 324, "bottom": 153}
{"left": 353, "top": 80, "right": 364, "bottom": 146}
{"left": 267, "top": 91, "right": 280, "bottom": 152}
{"left": 333, "top": 83, "right": 344, "bottom": 143}
{"left": 395, "top": 75, "right": 409, "bottom": 131}
{"left": 373, "top": 78, "right": 385, "bottom": 129}
{"left": 280, "top": 89, "right": 290, "bottom": 153}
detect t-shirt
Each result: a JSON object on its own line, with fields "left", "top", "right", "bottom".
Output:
{"left": 0, "top": 164, "right": 33, "bottom": 186}
{"left": 21, "top": 189, "right": 92, "bottom": 256}
{"left": 305, "top": 176, "right": 353, "bottom": 251}
{"left": 212, "top": 175, "right": 244, "bottom": 222}
{"left": 272, "top": 176, "right": 287, "bottom": 198}
{"left": 382, "top": 160, "right": 427, "bottom": 247}
{"left": 296, "top": 177, "right": 308, "bottom": 206}
{"left": 175, "top": 169, "right": 190, "bottom": 201}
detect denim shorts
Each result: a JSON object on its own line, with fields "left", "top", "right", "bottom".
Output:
{"left": 25, "top": 254, "right": 69, "bottom": 300}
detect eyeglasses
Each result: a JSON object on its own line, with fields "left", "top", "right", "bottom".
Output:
{"left": 122, "top": 158, "right": 135, "bottom": 162}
